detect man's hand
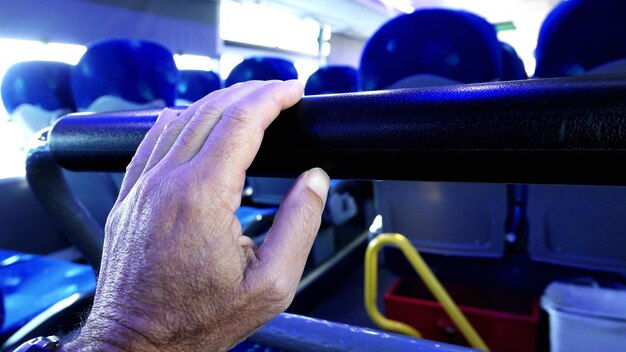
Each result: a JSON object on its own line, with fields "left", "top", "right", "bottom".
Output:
{"left": 63, "top": 80, "right": 330, "bottom": 351}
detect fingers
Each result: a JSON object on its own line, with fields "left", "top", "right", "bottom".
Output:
{"left": 140, "top": 88, "right": 229, "bottom": 173}
{"left": 117, "top": 108, "right": 178, "bottom": 202}
{"left": 166, "top": 81, "right": 276, "bottom": 165}
{"left": 118, "top": 86, "right": 230, "bottom": 199}
{"left": 251, "top": 168, "right": 330, "bottom": 295}
{"left": 192, "top": 80, "right": 303, "bottom": 187}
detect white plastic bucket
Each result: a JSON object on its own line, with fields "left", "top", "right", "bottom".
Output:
{"left": 541, "top": 280, "right": 626, "bottom": 352}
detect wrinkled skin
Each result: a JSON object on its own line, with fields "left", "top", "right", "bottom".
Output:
{"left": 61, "top": 80, "right": 330, "bottom": 351}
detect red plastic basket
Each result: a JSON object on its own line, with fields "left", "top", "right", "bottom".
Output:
{"left": 384, "top": 277, "right": 540, "bottom": 352}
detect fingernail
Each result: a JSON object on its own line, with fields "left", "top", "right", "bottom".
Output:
{"left": 306, "top": 167, "right": 330, "bottom": 199}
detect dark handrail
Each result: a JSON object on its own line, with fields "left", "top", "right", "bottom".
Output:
{"left": 49, "top": 73, "right": 626, "bottom": 185}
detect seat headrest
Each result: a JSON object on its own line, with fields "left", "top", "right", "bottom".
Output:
{"left": 304, "top": 65, "right": 360, "bottom": 95}
{"left": 535, "top": 0, "right": 626, "bottom": 77}
{"left": 225, "top": 56, "right": 298, "bottom": 87}
{"left": 1, "top": 61, "right": 74, "bottom": 114}
{"left": 71, "top": 38, "right": 178, "bottom": 110}
{"left": 500, "top": 42, "right": 528, "bottom": 80}
{"left": 177, "top": 70, "right": 222, "bottom": 103}
{"left": 359, "top": 9, "right": 502, "bottom": 91}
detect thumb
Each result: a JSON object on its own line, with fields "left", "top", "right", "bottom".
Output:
{"left": 253, "top": 168, "right": 330, "bottom": 295}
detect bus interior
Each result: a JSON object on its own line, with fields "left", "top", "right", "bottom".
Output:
{"left": 1, "top": 0, "right": 626, "bottom": 351}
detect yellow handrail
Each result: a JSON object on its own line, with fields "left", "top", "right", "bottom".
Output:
{"left": 364, "top": 233, "right": 490, "bottom": 351}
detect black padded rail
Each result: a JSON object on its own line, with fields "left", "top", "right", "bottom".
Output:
{"left": 50, "top": 73, "right": 626, "bottom": 185}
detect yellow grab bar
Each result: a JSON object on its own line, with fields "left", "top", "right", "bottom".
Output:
{"left": 364, "top": 233, "right": 489, "bottom": 351}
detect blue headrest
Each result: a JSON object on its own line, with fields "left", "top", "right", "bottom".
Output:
{"left": 500, "top": 42, "right": 528, "bottom": 80}
{"left": 359, "top": 9, "right": 502, "bottom": 91}
{"left": 177, "top": 70, "right": 222, "bottom": 102}
{"left": 535, "top": 0, "right": 626, "bottom": 77}
{"left": 71, "top": 38, "right": 178, "bottom": 109}
{"left": 225, "top": 57, "right": 298, "bottom": 87}
{"left": 1, "top": 61, "right": 74, "bottom": 114}
{"left": 304, "top": 65, "right": 360, "bottom": 95}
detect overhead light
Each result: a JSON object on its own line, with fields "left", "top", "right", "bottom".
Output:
{"left": 220, "top": 0, "right": 321, "bottom": 55}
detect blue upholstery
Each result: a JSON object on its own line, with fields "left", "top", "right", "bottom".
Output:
{"left": 1, "top": 61, "right": 75, "bottom": 147}
{"left": 71, "top": 38, "right": 178, "bottom": 111}
{"left": 500, "top": 42, "right": 528, "bottom": 80}
{"left": 362, "top": 9, "right": 512, "bottom": 259}
{"left": 304, "top": 65, "right": 360, "bottom": 95}
{"left": 1, "top": 61, "right": 74, "bottom": 114}
{"left": 176, "top": 70, "right": 222, "bottom": 105}
{"left": 359, "top": 9, "right": 502, "bottom": 91}
{"left": 535, "top": 0, "right": 626, "bottom": 77}
{"left": 527, "top": 0, "right": 626, "bottom": 272}
{"left": 225, "top": 56, "right": 298, "bottom": 87}
{"left": 0, "top": 250, "right": 96, "bottom": 335}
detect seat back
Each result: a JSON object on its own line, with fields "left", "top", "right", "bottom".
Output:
{"left": 534, "top": 0, "right": 626, "bottom": 78}
{"left": 66, "top": 38, "right": 180, "bottom": 228}
{"left": 225, "top": 56, "right": 298, "bottom": 88}
{"left": 361, "top": 9, "right": 518, "bottom": 259}
{"left": 500, "top": 42, "right": 528, "bottom": 81}
{"left": 1, "top": 62, "right": 76, "bottom": 254}
{"left": 304, "top": 65, "right": 360, "bottom": 95}
{"left": 71, "top": 38, "right": 178, "bottom": 112}
{"left": 528, "top": 0, "right": 626, "bottom": 273}
{"left": 176, "top": 69, "right": 222, "bottom": 106}
{"left": 0, "top": 249, "right": 95, "bottom": 338}
{"left": 1, "top": 61, "right": 74, "bottom": 149}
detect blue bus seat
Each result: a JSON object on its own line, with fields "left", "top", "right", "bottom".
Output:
{"left": 534, "top": 0, "right": 626, "bottom": 78}
{"left": 528, "top": 0, "right": 626, "bottom": 273}
{"left": 71, "top": 38, "right": 178, "bottom": 112}
{"left": 500, "top": 41, "right": 528, "bottom": 81}
{"left": 361, "top": 9, "right": 521, "bottom": 260}
{"left": 304, "top": 65, "right": 360, "bottom": 95}
{"left": 1, "top": 61, "right": 74, "bottom": 149}
{"left": 0, "top": 249, "right": 95, "bottom": 337}
{"left": 67, "top": 38, "right": 180, "bottom": 227}
{"left": 225, "top": 56, "right": 298, "bottom": 88}
{"left": 1, "top": 62, "right": 75, "bottom": 254}
{"left": 176, "top": 69, "right": 222, "bottom": 106}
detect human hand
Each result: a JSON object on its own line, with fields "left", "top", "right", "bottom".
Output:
{"left": 62, "top": 80, "right": 330, "bottom": 351}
